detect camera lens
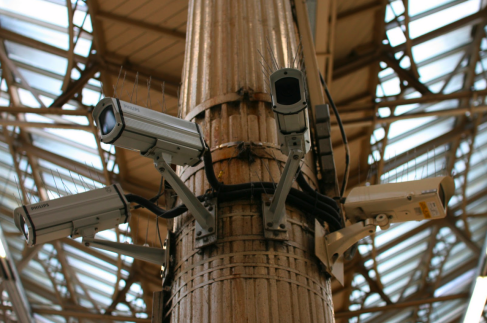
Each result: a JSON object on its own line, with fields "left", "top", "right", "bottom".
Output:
{"left": 21, "top": 216, "right": 29, "bottom": 241}
{"left": 99, "top": 105, "right": 117, "bottom": 135}
{"left": 275, "top": 77, "right": 301, "bottom": 106}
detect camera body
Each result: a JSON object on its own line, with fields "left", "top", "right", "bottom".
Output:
{"left": 13, "top": 184, "right": 130, "bottom": 246}
{"left": 93, "top": 98, "right": 206, "bottom": 166}
{"left": 344, "top": 176, "right": 455, "bottom": 224}
{"left": 270, "top": 68, "right": 311, "bottom": 155}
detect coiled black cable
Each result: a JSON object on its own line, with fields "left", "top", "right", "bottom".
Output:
{"left": 125, "top": 150, "right": 344, "bottom": 232}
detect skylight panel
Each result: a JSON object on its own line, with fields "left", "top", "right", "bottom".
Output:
{"left": 409, "top": 0, "right": 459, "bottom": 16}
{"left": 409, "top": 0, "right": 481, "bottom": 39}
{"left": 4, "top": 41, "right": 68, "bottom": 75}
{"left": 386, "top": 117, "right": 455, "bottom": 158}
{"left": 386, "top": 27, "right": 407, "bottom": 47}
{"left": 418, "top": 51, "right": 465, "bottom": 83}
{"left": 0, "top": 0, "right": 68, "bottom": 27}
{"left": 17, "top": 68, "right": 63, "bottom": 96}
{"left": 0, "top": 15, "right": 69, "bottom": 50}
{"left": 412, "top": 26, "right": 472, "bottom": 63}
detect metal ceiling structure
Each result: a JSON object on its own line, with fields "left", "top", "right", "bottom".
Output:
{"left": 0, "top": 0, "right": 485, "bottom": 322}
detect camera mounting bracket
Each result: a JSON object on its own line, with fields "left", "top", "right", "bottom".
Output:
{"left": 154, "top": 153, "right": 217, "bottom": 248}
{"left": 83, "top": 237, "right": 166, "bottom": 265}
{"left": 263, "top": 147, "right": 305, "bottom": 240}
{"left": 315, "top": 214, "right": 389, "bottom": 285}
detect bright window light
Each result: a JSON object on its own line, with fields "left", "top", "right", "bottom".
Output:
{"left": 463, "top": 276, "right": 487, "bottom": 323}
{"left": 0, "top": 240, "right": 6, "bottom": 258}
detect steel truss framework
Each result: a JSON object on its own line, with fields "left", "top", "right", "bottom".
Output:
{"left": 0, "top": 0, "right": 484, "bottom": 322}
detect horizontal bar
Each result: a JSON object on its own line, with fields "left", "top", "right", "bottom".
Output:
{"left": 0, "top": 106, "right": 89, "bottom": 116}
{"left": 334, "top": 293, "right": 468, "bottom": 318}
{"left": 0, "top": 120, "right": 91, "bottom": 130}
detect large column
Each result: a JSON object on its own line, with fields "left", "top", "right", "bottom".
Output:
{"left": 166, "top": 1, "right": 335, "bottom": 322}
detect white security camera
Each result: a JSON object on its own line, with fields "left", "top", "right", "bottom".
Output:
{"left": 93, "top": 98, "right": 206, "bottom": 166}
{"left": 270, "top": 68, "right": 311, "bottom": 155}
{"left": 344, "top": 176, "right": 455, "bottom": 225}
{"left": 13, "top": 184, "right": 130, "bottom": 247}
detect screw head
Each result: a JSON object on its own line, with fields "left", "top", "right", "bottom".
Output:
{"left": 279, "top": 224, "right": 286, "bottom": 229}
{"left": 208, "top": 227, "right": 214, "bottom": 233}
{"left": 196, "top": 231, "right": 202, "bottom": 236}
{"left": 267, "top": 222, "right": 273, "bottom": 227}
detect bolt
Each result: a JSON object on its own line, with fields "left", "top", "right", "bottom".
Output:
{"left": 208, "top": 227, "right": 214, "bottom": 233}
{"left": 267, "top": 222, "right": 273, "bottom": 227}
{"left": 293, "top": 155, "right": 299, "bottom": 160}
{"left": 208, "top": 206, "right": 214, "bottom": 211}
{"left": 197, "top": 231, "right": 202, "bottom": 236}
{"left": 279, "top": 224, "right": 286, "bottom": 229}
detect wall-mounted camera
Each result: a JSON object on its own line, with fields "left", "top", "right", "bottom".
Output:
{"left": 14, "top": 184, "right": 130, "bottom": 246}
{"left": 93, "top": 98, "right": 206, "bottom": 167}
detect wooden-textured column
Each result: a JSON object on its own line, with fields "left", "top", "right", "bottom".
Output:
{"left": 165, "top": 0, "right": 335, "bottom": 322}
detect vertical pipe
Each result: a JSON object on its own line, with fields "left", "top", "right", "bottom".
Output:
{"left": 166, "top": 1, "right": 335, "bottom": 322}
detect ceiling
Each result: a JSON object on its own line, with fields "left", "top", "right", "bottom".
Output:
{"left": 0, "top": 0, "right": 486, "bottom": 322}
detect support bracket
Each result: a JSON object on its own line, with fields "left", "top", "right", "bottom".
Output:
{"left": 154, "top": 153, "right": 216, "bottom": 247}
{"left": 83, "top": 237, "right": 166, "bottom": 266}
{"left": 263, "top": 148, "right": 304, "bottom": 240}
{"left": 315, "top": 214, "right": 389, "bottom": 285}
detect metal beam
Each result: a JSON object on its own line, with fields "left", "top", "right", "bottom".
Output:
{"left": 0, "top": 119, "right": 92, "bottom": 130}
{"left": 49, "top": 62, "right": 100, "bottom": 108}
{"left": 334, "top": 293, "right": 468, "bottom": 318}
{"left": 95, "top": 11, "right": 186, "bottom": 41}
{"left": 0, "top": 106, "right": 89, "bottom": 116}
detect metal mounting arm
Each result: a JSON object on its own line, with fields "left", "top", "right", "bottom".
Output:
{"left": 83, "top": 237, "right": 166, "bottom": 265}
{"left": 154, "top": 153, "right": 217, "bottom": 248}
{"left": 315, "top": 214, "right": 389, "bottom": 285}
{"left": 263, "top": 148, "right": 304, "bottom": 240}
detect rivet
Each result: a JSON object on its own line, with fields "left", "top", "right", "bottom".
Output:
{"left": 208, "top": 206, "right": 214, "bottom": 211}
{"left": 208, "top": 227, "right": 214, "bottom": 233}
{"left": 279, "top": 224, "right": 286, "bottom": 229}
{"left": 204, "top": 202, "right": 209, "bottom": 207}
{"left": 196, "top": 231, "right": 202, "bottom": 236}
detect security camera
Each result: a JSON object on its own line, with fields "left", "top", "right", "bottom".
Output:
{"left": 93, "top": 98, "right": 206, "bottom": 166}
{"left": 317, "top": 176, "right": 455, "bottom": 285}
{"left": 270, "top": 68, "right": 311, "bottom": 155}
{"left": 13, "top": 184, "right": 130, "bottom": 247}
{"left": 344, "top": 176, "right": 455, "bottom": 225}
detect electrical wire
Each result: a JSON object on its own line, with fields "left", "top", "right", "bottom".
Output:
{"left": 319, "top": 72, "right": 350, "bottom": 199}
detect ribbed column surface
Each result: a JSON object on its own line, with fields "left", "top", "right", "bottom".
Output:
{"left": 165, "top": 0, "right": 335, "bottom": 322}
